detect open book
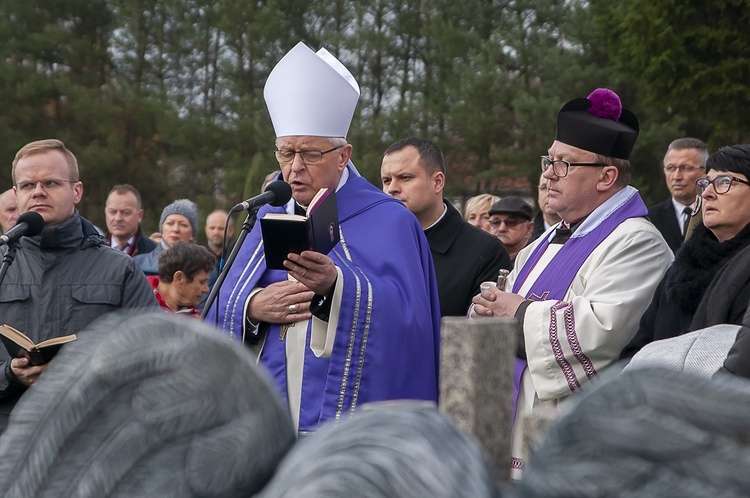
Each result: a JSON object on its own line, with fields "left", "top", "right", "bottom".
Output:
{"left": 260, "top": 187, "right": 340, "bottom": 270}
{"left": 0, "top": 324, "right": 77, "bottom": 366}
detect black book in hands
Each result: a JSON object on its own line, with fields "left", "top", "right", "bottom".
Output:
{"left": 0, "top": 324, "right": 77, "bottom": 366}
{"left": 260, "top": 187, "right": 340, "bottom": 270}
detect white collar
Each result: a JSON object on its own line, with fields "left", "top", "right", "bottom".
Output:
{"left": 670, "top": 197, "right": 691, "bottom": 220}
{"left": 569, "top": 186, "right": 639, "bottom": 239}
{"left": 424, "top": 203, "right": 448, "bottom": 231}
{"left": 284, "top": 164, "right": 351, "bottom": 214}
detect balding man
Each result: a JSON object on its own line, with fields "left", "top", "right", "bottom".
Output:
{"left": 204, "top": 210, "right": 235, "bottom": 264}
{"left": 197, "top": 209, "right": 236, "bottom": 311}
{"left": 0, "top": 189, "right": 19, "bottom": 233}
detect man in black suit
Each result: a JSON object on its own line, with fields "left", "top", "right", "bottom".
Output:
{"left": 381, "top": 137, "right": 512, "bottom": 316}
{"left": 648, "top": 138, "right": 707, "bottom": 253}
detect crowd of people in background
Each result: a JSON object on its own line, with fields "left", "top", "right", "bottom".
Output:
{"left": 2, "top": 40, "right": 750, "bottom": 489}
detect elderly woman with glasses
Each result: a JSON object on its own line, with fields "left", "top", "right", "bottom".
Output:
{"left": 621, "top": 144, "right": 750, "bottom": 359}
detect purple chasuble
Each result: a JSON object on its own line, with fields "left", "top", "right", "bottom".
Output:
{"left": 204, "top": 165, "right": 441, "bottom": 433}
{"left": 511, "top": 187, "right": 648, "bottom": 406}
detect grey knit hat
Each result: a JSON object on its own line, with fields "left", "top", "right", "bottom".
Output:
{"left": 159, "top": 199, "right": 198, "bottom": 237}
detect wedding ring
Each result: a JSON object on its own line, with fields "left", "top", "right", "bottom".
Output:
{"left": 288, "top": 304, "right": 297, "bottom": 314}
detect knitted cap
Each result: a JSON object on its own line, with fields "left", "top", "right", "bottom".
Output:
{"left": 159, "top": 199, "right": 198, "bottom": 237}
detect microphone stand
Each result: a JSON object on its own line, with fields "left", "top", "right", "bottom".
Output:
{"left": 200, "top": 207, "right": 259, "bottom": 322}
{"left": 0, "top": 242, "right": 19, "bottom": 288}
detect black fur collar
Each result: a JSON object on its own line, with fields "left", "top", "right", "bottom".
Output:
{"left": 665, "top": 222, "right": 750, "bottom": 313}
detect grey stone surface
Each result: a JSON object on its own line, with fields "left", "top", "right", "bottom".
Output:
{"left": 439, "top": 316, "right": 517, "bottom": 482}
{"left": 0, "top": 312, "right": 295, "bottom": 497}
{"left": 258, "top": 404, "right": 503, "bottom": 498}
{"left": 520, "top": 405, "right": 558, "bottom": 471}
{"left": 517, "top": 368, "right": 750, "bottom": 497}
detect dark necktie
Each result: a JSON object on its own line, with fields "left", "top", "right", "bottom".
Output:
{"left": 682, "top": 206, "right": 692, "bottom": 236}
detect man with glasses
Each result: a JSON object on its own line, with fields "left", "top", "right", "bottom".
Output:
{"left": 207, "top": 43, "right": 441, "bottom": 435}
{"left": 648, "top": 138, "right": 708, "bottom": 252}
{"left": 530, "top": 173, "right": 562, "bottom": 243}
{"left": 488, "top": 196, "right": 534, "bottom": 261}
{"left": 471, "top": 89, "right": 672, "bottom": 478}
{"left": 380, "top": 137, "right": 510, "bottom": 316}
{"left": 0, "top": 139, "right": 157, "bottom": 430}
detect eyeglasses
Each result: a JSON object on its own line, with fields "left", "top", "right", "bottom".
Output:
{"left": 274, "top": 145, "right": 345, "bottom": 164}
{"left": 15, "top": 179, "right": 78, "bottom": 193}
{"left": 489, "top": 218, "right": 527, "bottom": 229}
{"left": 696, "top": 175, "right": 750, "bottom": 195}
{"left": 664, "top": 165, "right": 704, "bottom": 174}
{"left": 541, "top": 156, "right": 607, "bottom": 178}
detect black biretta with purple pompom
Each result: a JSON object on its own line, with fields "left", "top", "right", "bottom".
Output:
{"left": 555, "top": 88, "right": 639, "bottom": 160}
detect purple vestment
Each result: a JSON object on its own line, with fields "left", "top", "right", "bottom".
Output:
{"left": 205, "top": 166, "right": 441, "bottom": 433}
{"left": 511, "top": 188, "right": 648, "bottom": 404}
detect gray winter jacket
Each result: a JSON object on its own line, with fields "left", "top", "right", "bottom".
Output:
{"left": 133, "top": 241, "right": 165, "bottom": 276}
{"left": 0, "top": 212, "right": 157, "bottom": 407}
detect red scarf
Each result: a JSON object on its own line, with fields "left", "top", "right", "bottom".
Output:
{"left": 147, "top": 275, "right": 200, "bottom": 318}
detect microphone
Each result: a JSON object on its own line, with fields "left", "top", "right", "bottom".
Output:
{"left": 230, "top": 181, "right": 293, "bottom": 213}
{"left": 0, "top": 211, "right": 45, "bottom": 246}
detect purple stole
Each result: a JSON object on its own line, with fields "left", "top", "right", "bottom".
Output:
{"left": 511, "top": 188, "right": 648, "bottom": 410}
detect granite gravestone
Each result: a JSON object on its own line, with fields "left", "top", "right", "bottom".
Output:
{"left": 440, "top": 316, "right": 517, "bottom": 482}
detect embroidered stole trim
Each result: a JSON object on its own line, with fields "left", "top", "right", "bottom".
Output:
{"left": 513, "top": 187, "right": 647, "bottom": 391}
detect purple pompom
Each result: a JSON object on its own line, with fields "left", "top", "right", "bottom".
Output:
{"left": 587, "top": 88, "right": 622, "bottom": 121}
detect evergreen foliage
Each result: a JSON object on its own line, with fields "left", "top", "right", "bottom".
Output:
{"left": 0, "top": 1, "right": 744, "bottom": 231}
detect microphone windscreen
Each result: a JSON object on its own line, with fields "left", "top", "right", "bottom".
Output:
{"left": 265, "top": 181, "right": 292, "bottom": 207}
{"left": 15, "top": 211, "right": 45, "bottom": 236}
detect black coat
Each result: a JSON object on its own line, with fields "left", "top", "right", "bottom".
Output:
{"left": 529, "top": 211, "right": 547, "bottom": 244}
{"left": 648, "top": 198, "right": 684, "bottom": 254}
{"left": 720, "top": 325, "right": 750, "bottom": 379}
{"left": 621, "top": 222, "right": 750, "bottom": 359}
{"left": 133, "top": 229, "right": 158, "bottom": 257}
{"left": 713, "top": 246, "right": 750, "bottom": 379}
{"left": 424, "top": 202, "right": 512, "bottom": 316}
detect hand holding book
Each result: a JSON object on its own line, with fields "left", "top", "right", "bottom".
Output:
{"left": 260, "top": 187, "right": 340, "bottom": 270}
{"left": 0, "top": 324, "right": 77, "bottom": 366}
{"left": 283, "top": 250, "right": 339, "bottom": 297}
